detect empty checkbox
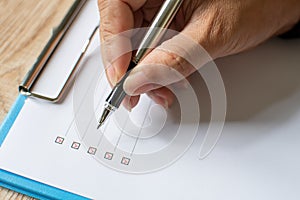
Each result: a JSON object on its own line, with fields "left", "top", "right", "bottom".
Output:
{"left": 87, "top": 147, "right": 97, "bottom": 155}
{"left": 71, "top": 142, "right": 81, "bottom": 150}
{"left": 121, "top": 157, "right": 130, "bottom": 165}
{"left": 104, "top": 152, "right": 113, "bottom": 160}
{"left": 55, "top": 136, "right": 64, "bottom": 144}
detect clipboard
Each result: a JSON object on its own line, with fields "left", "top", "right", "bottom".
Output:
{"left": 1, "top": 0, "right": 300, "bottom": 199}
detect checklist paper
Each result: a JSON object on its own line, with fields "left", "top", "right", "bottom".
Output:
{"left": 1, "top": 1, "right": 300, "bottom": 199}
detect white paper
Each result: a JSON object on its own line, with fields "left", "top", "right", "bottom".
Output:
{"left": 0, "top": 0, "right": 300, "bottom": 199}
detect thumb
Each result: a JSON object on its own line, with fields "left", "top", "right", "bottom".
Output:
{"left": 123, "top": 30, "right": 213, "bottom": 96}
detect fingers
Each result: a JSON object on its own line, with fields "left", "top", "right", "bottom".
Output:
{"left": 147, "top": 87, "right": 175, "bottom": 109}
{"left": 123, "top": 86, "right": 175, "bottom": 111}
{"left": 98, "top": 0, "right": 215, "bottom": 109}
{"left": 123, "top": 76, "right": 188, "bottom": 110}
{"left": 122, "top": 95, "right": 140, "bottom": 111}
{"left": 123, "top": 29, "right": 213, "bottom": 96}
{"left": 98, "top": 0, "right": 146, "bottom": 85}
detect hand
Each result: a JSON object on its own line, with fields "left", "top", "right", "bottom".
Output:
{"left": 98, "top": 0, "right": 300, "bottom": 110}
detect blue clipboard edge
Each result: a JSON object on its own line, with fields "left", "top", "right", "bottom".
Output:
{"left": 0, "top": 94, "right": 26, "bottom": 146}
{"left": 0, "top": 94, "right": 89, "bottom": 200}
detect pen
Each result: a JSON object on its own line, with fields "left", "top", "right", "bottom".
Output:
{"left": 98, "top": 0, "right": 184, "bottom": 129}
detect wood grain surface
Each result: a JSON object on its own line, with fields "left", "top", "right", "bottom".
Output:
{"left": 0, "top": 0, "right": 76, "bottom": 198}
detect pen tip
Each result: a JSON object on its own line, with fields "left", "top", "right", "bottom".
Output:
{"left": 97, "top": 107, "right": 112, "bottom": 130}
{"left": 97, "top": 122, "right": 103, "bottom": 130}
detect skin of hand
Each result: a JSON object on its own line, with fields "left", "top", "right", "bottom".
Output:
{"left": 98, "top": 0, "right": 300, "bottom": 110}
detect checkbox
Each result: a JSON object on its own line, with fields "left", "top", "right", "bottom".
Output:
{"left": 121, "top": 157, "right": 130, "bottom": 165}
{"left": 87, "top": 147, "right": 97, "bottom": 155}
{"left": 55, "top": 136, "right": 64, "bottom": 144}
{"left": 104, "top": 152, "right": 113, "bottom": 160}
{"left": 71, "top": 142, "right": 81, "bottom": 150}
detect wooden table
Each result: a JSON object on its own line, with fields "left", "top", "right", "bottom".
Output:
{"left": 0, "top": 0, "right": 75, "bottom": 198}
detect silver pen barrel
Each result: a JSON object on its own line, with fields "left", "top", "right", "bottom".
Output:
{"left": 105, "top": 61, "right": 136, "bottom": 109}
{"left": 98, "top": 61, "right": 136, "bottom": 128}
{"left": 133, "top": 0, "right": 184, "bottom": 63}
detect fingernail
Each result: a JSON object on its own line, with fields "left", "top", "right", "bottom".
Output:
{"left": 148, "top": 91, "right": 168, "bottom": 109}
{"left": 123, "top": 102, "right": 132, "bottom": 112}
{"left": 106, "top": 66, "right": 117, "bottom": 86}
{"left": 178, "top": 80, "right": 189, "bottom": 89}
{"left": 124, "top": 71, "right": 148, "bottom": 95}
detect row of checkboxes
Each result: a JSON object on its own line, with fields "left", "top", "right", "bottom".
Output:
{"left": 104, "top": 152, "right": 130, "bottom": 165}
{"left": 55, "top": 136, "right": 97, "bottom": 154}
{"left": 55, "top": 137, "right": 82, "bottom": 150}
{"left": 55, "top": 137, "right": 130, "bottom": 165}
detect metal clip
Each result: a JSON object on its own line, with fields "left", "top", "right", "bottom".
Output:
{"left": 19, "top": 0, "right": 98, "bottom": 103}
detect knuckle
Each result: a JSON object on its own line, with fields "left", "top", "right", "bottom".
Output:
{"left": 162, "top": 51, "right": 193, "bottom": 77}
{"left": 100, "top": 23, "right": 115, "bottom": 41}
{"left": 98, "top": 0, "right": 109, "bottom": 13}
{"left": 99, "top": 0, "right": 123, "bottom": 42}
